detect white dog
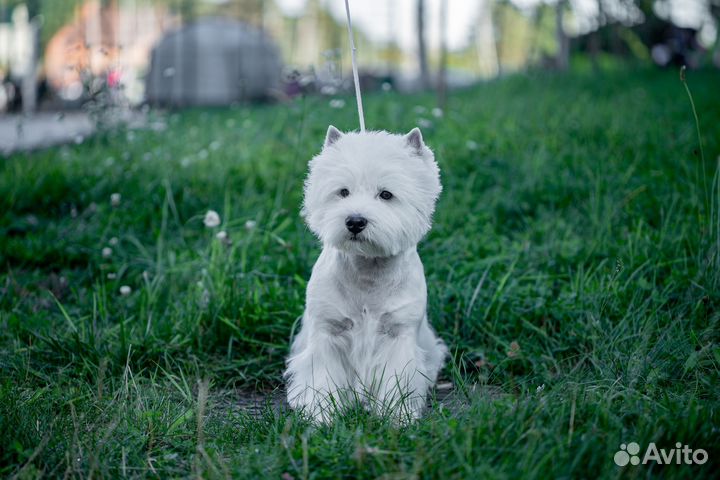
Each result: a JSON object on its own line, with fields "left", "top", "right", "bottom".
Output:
{"left": 284, "top": 125, "right": 447, "bottom": 422}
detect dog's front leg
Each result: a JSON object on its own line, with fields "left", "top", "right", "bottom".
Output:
{"left": 285, "top": 328, "right": 350, "bottom": 423}
{"left": 369, "top": 333, "right": 430, "bottom": 422}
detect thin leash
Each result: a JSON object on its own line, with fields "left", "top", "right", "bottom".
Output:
{"left": 344, "top": 0, "right": 365, "bottom": 132}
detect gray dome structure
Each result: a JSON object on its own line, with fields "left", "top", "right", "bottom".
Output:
{"left": 146, "top": 18, "right": 282, "bottom": 106}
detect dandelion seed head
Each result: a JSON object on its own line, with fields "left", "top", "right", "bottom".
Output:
{"left": 417, "top": 118, "right": 433, "bottom": 129}
{"left": 204, "top": 210, "right": 221, "bottom": 228}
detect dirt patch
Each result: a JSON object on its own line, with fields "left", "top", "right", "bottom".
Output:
{"left": 213, "top": 384, "right": 505, "bottom": 418}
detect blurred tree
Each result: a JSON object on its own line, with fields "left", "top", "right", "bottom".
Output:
{"left": 437, "top": 0, "right": 447, "bottom": 108}
{"left": 416, "top": 0, "right": 429, "bottom": 89}
{"left": 555, "top": 0, "right": 569, "bottom": 70}
{"left": 476, "top": 0, "right": 500, "bottom": 77}
{"left": 527, "top": 2, "right": 560, "bottom": 67}
{"left": 493, "top": 0, "right": 533, "bottom": 72}
{"left": 709, "top": 0, "right": 720, "bottom": 65}
{"left": 587, "top": 0, "right": 605, "bottom": 71}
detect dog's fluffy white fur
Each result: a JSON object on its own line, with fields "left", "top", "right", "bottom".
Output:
{"left": 284, "top": 125, "right": 447, "bottom": 422}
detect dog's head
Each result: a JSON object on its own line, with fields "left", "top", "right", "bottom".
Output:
{"left": 302, "top": 126, "right": 442, "bottom": 257}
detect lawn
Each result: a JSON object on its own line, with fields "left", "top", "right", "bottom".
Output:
{"left": 1, "top": 68, "right": 719, "bottom": 479}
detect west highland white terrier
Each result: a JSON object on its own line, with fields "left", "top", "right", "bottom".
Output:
{"left": 284, "top": 125, "right": 448, "bottom": 422}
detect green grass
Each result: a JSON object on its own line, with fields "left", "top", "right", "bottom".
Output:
{"left": 1, "top": 68, "right": 719, "bottom": 478}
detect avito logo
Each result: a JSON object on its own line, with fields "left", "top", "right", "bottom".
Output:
{"left": 614, "top": 442, "right": 708, "bottom": 466}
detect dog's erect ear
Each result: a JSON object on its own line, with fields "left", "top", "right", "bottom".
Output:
{"left": 404, "top": 127, "right": 426, "bottom": 155}
{"left": 324, "top": 125, "right": 343, "bottom": 148}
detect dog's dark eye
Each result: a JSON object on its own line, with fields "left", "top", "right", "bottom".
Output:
{"left": 379, "top": 191, "right": 393, "bottom": 200}
{"left": 339, "top": 188, "right": 350, "bottom": 198}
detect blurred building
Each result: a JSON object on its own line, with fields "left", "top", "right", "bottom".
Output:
{"left": 146, "top": 17, "right": 282, "bottom": 106}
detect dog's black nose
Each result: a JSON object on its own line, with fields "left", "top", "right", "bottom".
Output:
{"left": 345, "top": 215, "right": 367, "bottom": 234}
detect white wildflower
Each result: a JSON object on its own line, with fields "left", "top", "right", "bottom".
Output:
{"left": 119, "top": 285, "right": 132, "bottom": 296}
{"left": 216, "top": 230, "right": 228, "bottom": 241}
{"left": 203, "top": 210, "right": 221, "bottom": 228}
{"left": 245, "top": 220, "right": 257, "bottom": 230}
{"left": 329, "top": 99, "right": 345, "bottom": 109}
{"left": 102, "top": 247, "right": 112, "bottom": 258}
{"left": 110, "top": 193, "right": 121, "bottom": 207}
{"left": 107, "top": 272, "right": 117, "bottom": 280}
{"left": 109, "top": 237, "right": 119, "bottom": 246}
{"left": 417, "top": 118, "right": 433, "bottom": 129}
{"left": 431, "top": 107, "right": 444, "bottom": 118}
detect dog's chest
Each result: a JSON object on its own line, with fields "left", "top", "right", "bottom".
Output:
{"left": 318, "top": 286, "right": 425, "bottom": 340}
{"left": 307, "top": 249, "right": 427, "bottom": 339}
